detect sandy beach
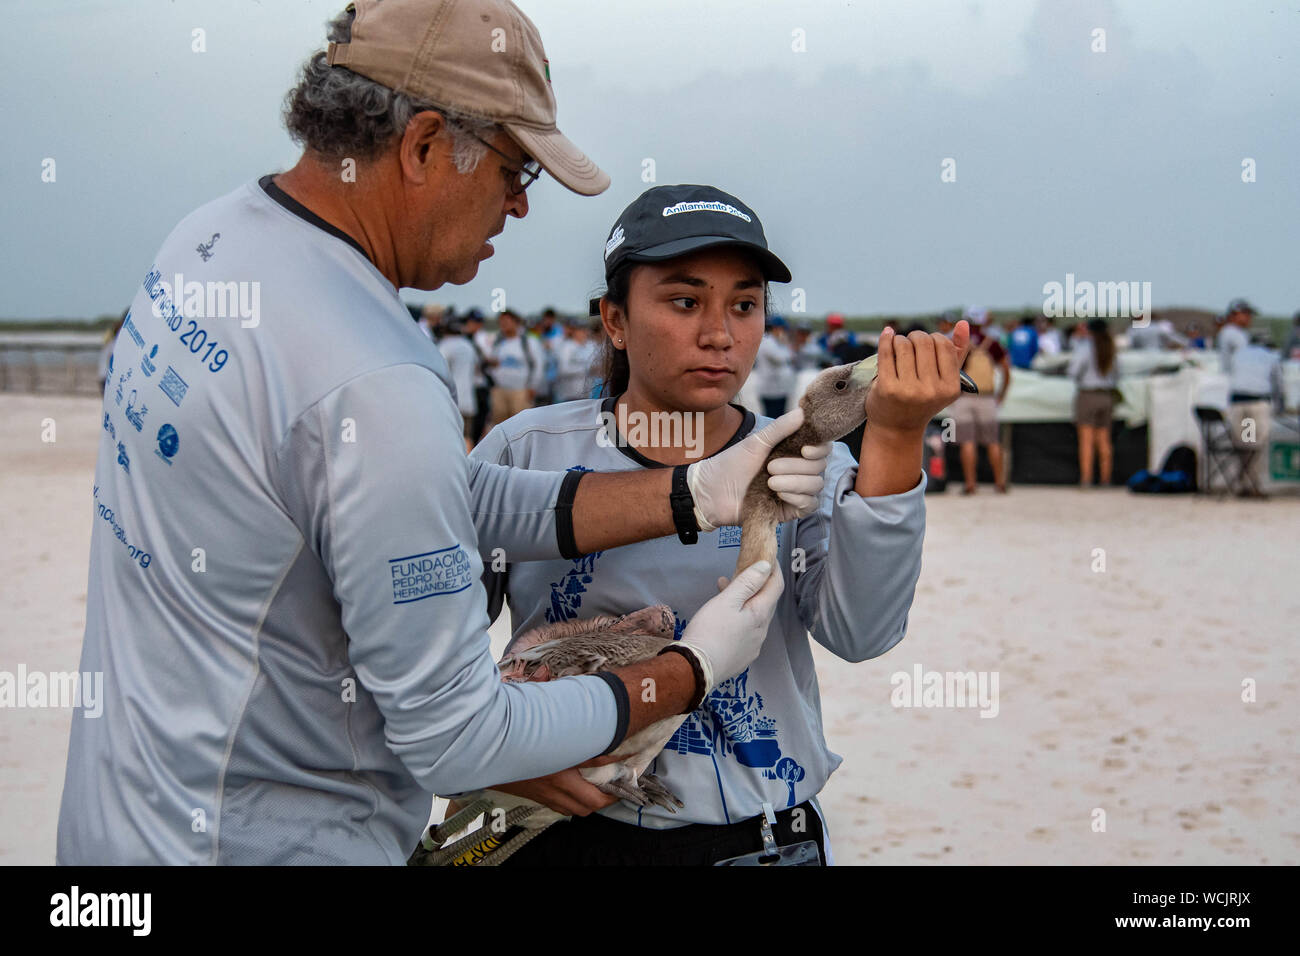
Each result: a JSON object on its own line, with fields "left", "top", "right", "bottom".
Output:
{"left": 2, "top": 393, "right": 1296, "bottom": 865}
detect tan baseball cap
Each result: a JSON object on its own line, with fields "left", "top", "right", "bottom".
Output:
{"left": 326, "top": 0, "right": 609, "bottom": 196}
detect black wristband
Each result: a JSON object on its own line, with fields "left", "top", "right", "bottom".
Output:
{"left": 658, "top": 644, "right": 707, "bottom": 714}
{"left": 555, "top": 469, "right": 585, "bottom": 560}
{"left": 669, "top": 464, "right": 700, "bottom": 545}
{"left": 592, "top": 671, "right": 630, "bottom": 755}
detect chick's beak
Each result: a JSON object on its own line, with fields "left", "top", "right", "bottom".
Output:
{"left": 848, "top": 354, "right": 879, "bottom": 387}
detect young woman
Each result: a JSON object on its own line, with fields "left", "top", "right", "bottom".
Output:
{"left": 467, "top": 184, "right": 968, "bottom": 865}
{"left": 1070, "top": 318, "right": 1118, "bottom": 486}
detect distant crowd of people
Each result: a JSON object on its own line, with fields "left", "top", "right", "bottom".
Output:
{"left": 409, "top": 304, "right": 884, "bottom": 450}
{"left": 405, "top": 298, "right": 1300, "bottom": 486}
{"left": 408, "top": 303, "right": 598, "bottom": 451}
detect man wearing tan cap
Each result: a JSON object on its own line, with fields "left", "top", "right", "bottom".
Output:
{"left": 56, "top": 0, "right": 831, "bottom": 864}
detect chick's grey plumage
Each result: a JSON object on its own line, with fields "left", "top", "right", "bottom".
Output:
{"left": 496, "top": 604, "right": 686, "bottom": 811}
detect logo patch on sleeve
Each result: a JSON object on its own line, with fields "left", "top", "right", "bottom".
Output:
{"left": 389, "top": 544, "right": 473, "bottom": 604}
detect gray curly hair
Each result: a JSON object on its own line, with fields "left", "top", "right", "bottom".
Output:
{"left": 283, "top": 8, "right": 496, "bottom": 173}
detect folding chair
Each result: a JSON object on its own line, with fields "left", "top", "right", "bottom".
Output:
{"left": 1194, "top": 406, "right": 1265, "bottom": 498}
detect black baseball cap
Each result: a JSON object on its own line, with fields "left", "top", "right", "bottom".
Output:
{"left": 597, "top": 184, "right": 791, "bottom": 296}
{"left": 1226, "top": 298, "right": 1257, "bottom": 316}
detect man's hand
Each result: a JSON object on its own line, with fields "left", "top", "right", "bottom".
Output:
{"left": 492, "top": 758, "right": 622, "bottom": 817}
{"left": 865, "top": 321, "right": 971, "bottom": 438}
{"left": 686, "top": 407, "right": 831, "bottom": 532}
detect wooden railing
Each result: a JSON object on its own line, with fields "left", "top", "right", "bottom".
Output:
{"left": 0, "top": 334, "right": 105, "bottom": 395}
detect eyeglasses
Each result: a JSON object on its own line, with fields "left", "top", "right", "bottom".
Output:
{"left": 458, "top": 125, "right": 543, "bottom": 195}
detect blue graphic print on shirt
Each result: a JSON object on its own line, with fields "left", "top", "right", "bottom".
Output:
{"left": 665, "top": 670, "right": 806, "bottom": 809}
{"left": 544, "top": 466, "right": 599, "bottom": 625}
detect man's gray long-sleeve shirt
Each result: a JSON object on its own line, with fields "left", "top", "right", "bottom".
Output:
{"left": 56, "top": 178, "right": 618, "bottom": 865}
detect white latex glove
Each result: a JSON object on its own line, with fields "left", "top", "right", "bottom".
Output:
{"left": 676, "top": 560, "right": 784, "bottom": 691}
{"left": 685, "top": 407, "right": 832, "bottom": 532}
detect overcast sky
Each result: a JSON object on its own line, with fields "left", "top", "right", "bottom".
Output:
{"left": 4, "top": 0, "right": 1298, "bottom": 319}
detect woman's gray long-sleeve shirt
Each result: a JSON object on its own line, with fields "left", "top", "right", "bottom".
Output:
{"left": 472, "top": 399, "right": 926, "bottom": 827}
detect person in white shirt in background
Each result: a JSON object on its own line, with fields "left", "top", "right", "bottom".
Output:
{"left": 418, "top": 302, "right": 444, "bottom": 339}
{"left": 972, "top": 307, "right": 1007, "bottom": 349}
{"left": 436, "top": 318, "right": 480, "bottom": 451}
{"left": 1128, "top": 310, "right": 1187, "bottom": 350}
{"left": 460, "top": 308, "right": 493, "bottom": 445}
{"left": 1231, "top": 337, "right": 1281, "bottom": 404}
{"left": 554, "top": 316, "right": 599, "bottom": 401}
{"left": 486, "top": 308, "right": 545, "bottom": 429}
{"left": 1216, "top": 299, "right": 1276, "bottom": 497}
{"left": 1036, "top": 316, "right": 1063, "bottom": 356}
{"left": 754, "top": 316, "right": 796, "bottom": 417}
{"left": 1218, "top": 298, "right": 1265, "bottom": 402}
{"left": 791, "top": 320, "right": 826, "bottom": 371}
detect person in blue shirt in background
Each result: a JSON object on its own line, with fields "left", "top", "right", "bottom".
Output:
{"left": 533, "top": 306, "right": 564, "bottom": 404}
{"left": 1008, "top": 313, "right": 1040, "bottom": 369}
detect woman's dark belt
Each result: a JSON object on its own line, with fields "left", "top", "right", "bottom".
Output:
{"left": 500, "top": 799, "right": 826, "bottom": 867}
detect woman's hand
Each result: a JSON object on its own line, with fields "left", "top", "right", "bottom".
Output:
{"left": 865, "top": 322, "right": 971, "bottom": 436}
{"left": 686, "top": 407, "right": 831, "bottom": 530}
{"left": 857, "top": 322, "right": 971, "bottom": 498}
